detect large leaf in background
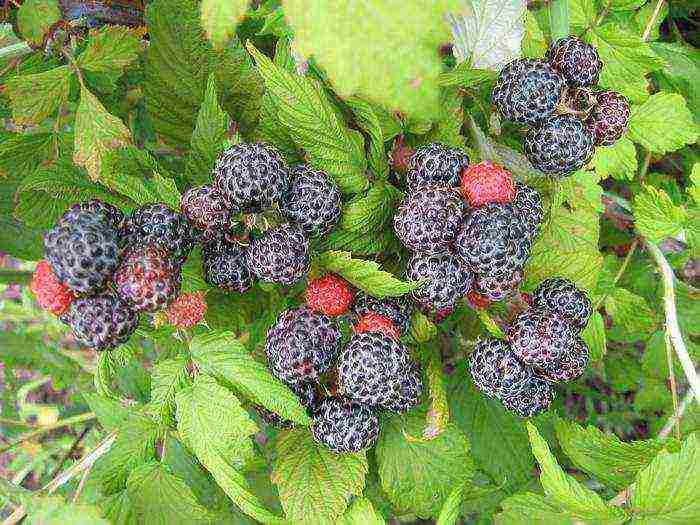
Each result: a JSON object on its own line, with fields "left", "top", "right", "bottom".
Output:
{"left": 247, "top": 44, "right": 368, "bottom": 195}
{"left": 5, "top": 66, "right": 72, "bottom": 125}
{"left": 555, "top": 420, "right": 665, "bottom": 490}
{"left": 76, "top": 26, "right": 141, "bottom": 74}
{"left": 633, "top": 184, "right": 688, "bottom": 243}
{"left": 376, "top": 407, "right": 474, "bottom": 518}
{"left": 16, "top": 0, "right": 60, "bottom": 46}
{"left": 593, "top": 137, "right": 637, "bottom": 180}
{"left": 651, "top": 43, "right": 700, "bottom": 123}
{"left": 339, "top": 182, "right": 401, "bottom": 234}
{"left": 273, "top": 428, "right": 368, "bottom": 524}
{"left": 284, "top": 0, "right": 458, "bottom": 122}
{"left": 339, "top": 498, "right": 385, "bottom": 525}
{"left": 449, "top": 0, "right": 525, "bottom": 70}
{"left": 629, "top": 434, "right": 700, "bottom": 523}
{"left": 26, "top": 497, "right": 108, "bottom": 525}
{"left": 200, "top": 0, "right": 247, "bottom": 50}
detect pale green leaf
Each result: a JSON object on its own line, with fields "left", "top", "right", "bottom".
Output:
{"left": 376, "top": 407, "right": 474, "bottom": 518}
{"left": 189, "top": 331, "right": 311, "bottom": 425}
{"left": 150, "top": 357, "right": 189, "bottom": 427}
{"left": 581, "top": 311, "right": 606, "bottom": 361}
{"left": 339, "top": 182, "right": 401, "bottom": 233}
{"left": 423, "top": 88, "right": 467, "bottom": 148}
{"left": 125, "top": 461, "right": 211, "bottom": 525}
{"left": 100, "top": 491, "right": 137, "bottom": 525}
{"left": 496, "top": 493, "right": 577, "bottom": 525}
{"left": 247, "top": 43, "right": 368, "bottom": 194}
{"left": 187, "top": 73, "right": 231, "bottom": 186}
{"left": 629, "top": 434, "right": 700, "bottom": 524}
{"left": 338, "top": 498, "right": 385, "bottom": 525}
{"left": 568, "top": 0, "right": 598, "bottom": 32}
{"left": 273, "top": 428, "right": 368, "bottom": 524}
{"left": 555, "top": 419, "right": 666, "bottom": 490}
{"left": 76, "top": 26, "right": 141, "bottom": 73}
{"left": 346, "top": 97, "right": 391, "bottom": 178}
{"left": 689, "top": 164, "right": 700, "bottom": 206}
{"left": 286, "top": 0, "right": 457, "bottom": 121}
{"left": 17, "top": 0, "right": 60, "bottom": 46}
{"left": 651, "top": 43, "right": 700, "bottom": 122}
{"left": 522, "top": 11, "right": 547, "bottom": 59}
{"left": 200, "top": 0, "right": 247, "bottom": 50}
{"left": 422, "top": 346, "right": 449, "bottom": 440}
{"left": 317, "top": 227, "right": 398, "bottom": 256}
{"left": 593, "top": 137, "right": 637, "bottom": 181}
{"left": 74, "top": 85, "right": 132, "bottom": 181}
{"left": 604, "top": 288, "right": 658, "bottom": 342}
{"left": 527, "top": 423, "right": 628, "bottom": 523}
{"left": 26, "top": 497, "right": 109, "bottom": 525}
{"left": 6, "top": 66, "right": 72, "bottom": 125}
{"left": 411, "top": 312, "right": 438, "bottom": 344}
{"left": 436, "top": 482, "right": 466, "bottom": 525}
{"left": 82, "top": 393, "right": 133, "bottom": 432}
{"left": 633, "top": 184, "right": 688, "bottom": 243}
{"left": 628, "top": 93, "right": 700, "bottom": 154}
{"left": 449, "top": 0, "right": 525, "bottom": 70}
{"left": 315, "top": 251, "right": 420, "bottom": 298}
{"left": 587, "top": 25, "right": 664, "bottom": 104}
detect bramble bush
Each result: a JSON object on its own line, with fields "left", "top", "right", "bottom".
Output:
{"left": 0, "top": 0, "right": 699, "bottom": 523}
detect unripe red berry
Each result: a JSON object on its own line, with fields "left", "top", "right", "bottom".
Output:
{"left": 305, "top": 274, "right": 353, "bottom": 317}
{"left": 460, "top": 161, "right": 516, "bottom": 207}
{"left": 166, "top": 292, "right": 207, "bottom": 328}
{"left": 30, "top": 260, "right": 74, "bottom": 316}
{"left": 354, "top": 312, "right": 401, "bottom": 340}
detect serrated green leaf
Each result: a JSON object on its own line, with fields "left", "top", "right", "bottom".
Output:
{"left": 593, "top": 137, "right": 637, "bottom": 180}
{"left": 76, "top": 26, "right": 141, "bottom": 74}
{"left": 437, "top": 62, "right": 496, "bottom": 88}
{"left": 339, "top": 182, "right": 401, "bottom": 233}
{"left": 496, "top": 493, "right": 577, "bottom": 524}
{"left": 125, "top": 461, "right": 211, "bottom": 524}
{"left": 317, "top": 227, "right": 397, "bottom": 256}
{"left": 17, "top": 0, "right": 60, "bottom": 46}
{"left": 376, "top": 407, "right": 474, "bottom": 518}
{"left": 422, "top": 346, "right": 449, "bottom": 440}
{"left": 150, "top": 357, "right": 189, "bottom": 427}
{"left": 189, "top": 331, "right": 311, "bottom": 425}
{"left": 26, "top": 496, "right": 109, "bottom": 525}
{"left": 629, "top": 433, "right": 700, "bottom": 523}
{"left": 74, "top": 84, "right": 132, "bottom": 181}
{"left": 605, "top": 288, "right": 658, "bottom": 342}
{"left": 522, "top": 11, "right": 547, "bottom": 59}
{"left": 448, "top": 367, "right": 534, "bottom": 490}
{"left": 346, "top": 97, "right": 391, "bottom": 178}
{"left": 286, "top": 0, "right": 456, "bottom": 121}
{"left": 526, "top": 423, "right": 628, "bottom": 523}
{"left": 186, "top": 73, "right": 231, "bottom": 186}
{"left": 6, "top": 66, "right": 72, "bottom": 125}
{"left": 633, "top": 184, "right": 688, "bottom": 243}
{"left": 587, "top": 24, "right": 663, "bottom": 104}
{"left": 423, "top": 88, "right": 467, "bottom": 149}
{"left": 689, "top": 164, "right": 700, "bottom": 206}
{"left": 651, "top": 43, "right": 700, "bottom": 123}
{"left": 581, "top": 311, "right": 606, "bottom": 361}
{"left": 339, "top": 497, "right": 385, "bottom": 525}
{"left": 315, "top": 251, "right": 420, "bottom": 298}
{"left": 628, "top": 92, "right": 700, "bottom": 155}
{"left": 435, "top": 482, "right": 465, "bottom": 525}
{"left": 272, "top": 428, "right": 368, "bottom": 524}
{"left": 200, "top": 0, "right": 247, "bottom": 50}
{"left": 175, "top": 374, "right": 284, "bottom": 524}
{"left": 100, "top": 491, "right": 137, "bottom": 525}
{"left": 555, "top": 419, "right": 666, "bottom": 491}
{"left": 411, "top": 312, "right": 437, "bottom": 343}
{"left": 247, "top": 43, "right": 368, "bottom": 194}
{"left": 82, "top": 393, "right": 133, "bottom": 432}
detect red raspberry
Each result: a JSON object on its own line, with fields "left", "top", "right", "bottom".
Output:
{"left": 30, "top": 260, "right": 74, "bottom": 316}
{"left": 305, "top": 274, "right": 353, "bottom": 317}
{"left": 466, "top": 289, "right": 492, "bottom": 310}
{"left": 166, "top": 292, "right": 207, "bottom": 328}
{"left": 355, "top": 312, "right": 401, "bottom": 340}
{"left": 460, "top": 162, "right": 516, "bottom": 207}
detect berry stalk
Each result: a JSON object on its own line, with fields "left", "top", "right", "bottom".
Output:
{"left": 549, "top": 0, "right": 570, "bottom": 42}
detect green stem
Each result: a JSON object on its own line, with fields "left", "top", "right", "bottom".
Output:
{"left": 549, "top": 0, "right": 570, "bottom": 41}
{"left": 0, "top": 42, "right": 32, "bottom": 61}
{"left": 0, "top": 478, "right": 31, "bottom": 507}
{"left": 0, "top": 412, "right": 96, "bottom": 455}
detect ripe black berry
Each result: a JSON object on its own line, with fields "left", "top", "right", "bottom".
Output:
{"left": 246, "top": 224, "right": 309, "bottom": 285}
{"left": 122, "top": 204, "right": 196, "bottom": 264}
{"left": 202, "top": 237, "right": 253, "bottom": 293}
{"left": 282, "top": 165, "right": 342, "bottom": 237}
{"left": 311, "top": 397, "right": 379, "bottom": 453}
{"left": 181, "top": 184, "right": 236, "bottom": 239}
{"left": 524, "top": 115, "right": 594, "bottom": 176}
{"left": 114, "top": 245, "right": 181, "bottom": 312}
{"left": 585, "top": 90, "right": 630, "bottom": 146}
{"left": 406, "top": 143, "right": 470, "bottom": 191}
{"left": 532, "top": 277, "right": 592, "bottom": 333}
{"left": 547, "top": 36, "right": 603, "bottom": 88}
{"left": 508, "top": 308, "right": 578, "bottom": 369}
{"left": 406, "top": 251, "right": 473, "bottom": 314}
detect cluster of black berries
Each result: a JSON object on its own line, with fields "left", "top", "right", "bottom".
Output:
{"left": 469, "top": 277, "right": 592, "bottom": 417}
{"left": 262, "top": 282, "right": 422, "bottom": 454}
{"left": 394, "top": 143, "right": 543, "bottom": 314}
{"left": 492, "top": 36, "right": 630, "bottom": 176}
{"left": 182, "top": 142, "right": 341, "bottom": 291}
{"left": 43, "top": 200, "right": 196, "bottom": 350}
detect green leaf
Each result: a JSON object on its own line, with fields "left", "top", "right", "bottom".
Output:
{"left": 100, "top": 147, "right": 181, "bottom": 208}
{"left": 315, "top": 251, "right": 420, "bottom": 298}
{"left": 522, "top": 11, "right": 547, "bottom": 59}
{"left": 125, "top": 461, "right": 211, "bottom": 524}
{"left": 247, "top": 43, "right": 368, "bottom": 195}
{"left": 581, "top": 311, "right": 606, "bottom": 361}
{"left": 175, "top": 375, "right": 284, "bottom": 524}
{"left": 651, "top": 43, "right": 700, "bottom": 123}
{"left": 200, "top": 0, "right": 247, "bottom": 50}
{"left": 527, "top": 423, "right": 628, "bottom": 523}
{"left": 286, "top": 0, "right": 456, "bottom": 121}
{"left": 593, "top": 137, "right": 637, "bottom": 180}
{"left": 633, "top": 184, "right": 689, "bottom": 243}
{"left": 448, "top": 0, "right": 525, "bottom": 70}
{"left": 423, "top": 87, "right": 467, "bottom": 148}
{"left": 92, "top": 416, "right": 159, "bottom": 495}
{"left": 76, "top": 26, "right": 141, "bottom": 74}
{"left": 74, "top": 84, "right": 132, "bottom": 181}
{"left": 587, "top": 24, "right": 664, "bottom": 104}
{"left": 448, "top": 367, "right": 534, "bottom": 490}
{"left": 435, "top": 482, "right": 466, "bottom": 525}
{"left": 496, "top": 493, "right": 578, "bottom": 524}
{"left": 5, "top": 66, "right": 72, "bottom": 125}
{"left": 346, "top": 97, "right": 391, "bottom": 178}
{"left": 628, "top": 92, "right": 700, "bottom": 154}
{"left": 629, "top": 434, "right": 700, "bottom": 523}
{"left": 186, "top": 73, "right": 231, "bottom": 186}
{"left": 339, "top": 498, "right": 385, "bottom": 525}
{"left": 604, "top": 288, "right": 658, "bottom": 342}
{"left": 689, "top": 164, "right": 700, "bottom": 206}
{"left": 376, "top": 407, "right": 474, "bottom": 518}
{"left": 555, "top": 419, "right": 666, "bottom": 490}
{"left": 82, "top": 393, "right": 133, "bottom": 432}
{"left": 422, "top": 346, "right": 449, "bottom": 440}
{"left": 100, "top": 491, "right": 138, "bottom": 525}
{"left": 17, "top": 0, "right": 61, "bottom": 46}
{"left": 26, "top": 496, "right": 109, "bottom": 525}
{"left": 272, "top": 428, "right": 368, "bottom": 524}
{"left": 150, "top": 357, "right": 189, "bottom": 427}
{"left": 339, "top": 182, "right": 401, "bottom": 233}
{"left": 189, "top": 331, "right": 311, "bottom": 425}
{"left": 437, "top": 62, "right": 496, "bottom": 88}
{"left": 317, "top": 227, "right": 398, "bottom": 256}
{"left": 411, "top": 312, "right": 438, "bottom": 343}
